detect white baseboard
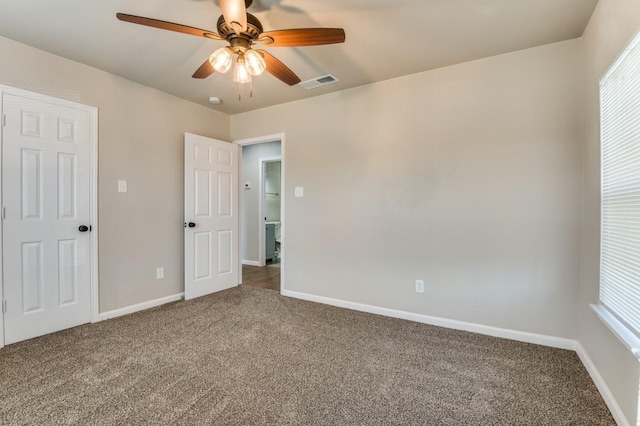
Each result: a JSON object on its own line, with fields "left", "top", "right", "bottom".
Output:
{"left": 242, "top": 260, "right": 261, "bottom": 267}
{"left": 575, "top": 343, "right": 630, "bottom": 426}
{"left": 95, "top": 293, "right": 184, "bottom": 322}
{"left": 281, "top": 289, "right": 576, "bottom": 350}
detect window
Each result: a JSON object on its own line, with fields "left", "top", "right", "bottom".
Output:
{"left": 596, "top": 32, "right": 640, "bottom": 357}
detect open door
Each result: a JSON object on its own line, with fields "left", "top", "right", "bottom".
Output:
{"left": 184, "top": 133, "right": 239, "bottom": 300}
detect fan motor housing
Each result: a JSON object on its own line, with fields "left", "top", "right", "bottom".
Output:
{"left": 217, "top": 13, "right": 263, "bottom": 49}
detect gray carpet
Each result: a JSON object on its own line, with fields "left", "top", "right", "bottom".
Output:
{"left": 0, "top": 286, "right": 614, "bottom": 425}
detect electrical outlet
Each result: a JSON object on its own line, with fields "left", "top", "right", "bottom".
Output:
{"left": 156, "top": 267, "right": 165, "bottom": 280}
{"left": 415, "top": 280, "right": 425, "bottom": 293}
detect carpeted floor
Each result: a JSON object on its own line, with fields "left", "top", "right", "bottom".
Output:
{"left": 0, "top": 286, "right": 614, "bottom": 425}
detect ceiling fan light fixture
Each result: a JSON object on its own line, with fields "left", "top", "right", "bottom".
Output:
{"left": 244, "top": 49, "right": 266, "bottom": 76}
{"left": 233, "top": 56, "right": 252, "bottom": 84}
{"left": 209, "top": 47, "right": 234, "bottom": 73}
{"left": 115, "top": 2, "right": 345, "bottom": 95}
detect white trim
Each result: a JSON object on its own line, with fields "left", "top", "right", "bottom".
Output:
{"left": 280, "top": 135, "right": 286, "bottom": 293}
{"left": 591, "top": 304, "right": 640, "bottom": 361}
{"left": 600, "top": 31, "right": 640, "bottom": 85}
{"left": 242, "top": 259, "right": 261, "bottom": 267}
{"left": 259, "top": 156, "right": 281, "bottom": 267}
{"left": 89, "top": 104, "right": 99, "bottom": 324}
{"left": 234, "top": 133, "right": 287, "bottom": 293}
{"left": 234, "top": 133, "right": 283, "bottom": 147}
{"left": 575, "top": 342, "right": 631, "bottom": 426}
{"left": 237, "top": 144, "right": 243, "bottom": 286}
{"left": 95, "top": 293, "right": 184, "bottom": 322}
{"left": 281, "top": 289, "right": 576, "bottom": 350}
{"left": 0, "top": 84, "right": 99, "bottom": 346}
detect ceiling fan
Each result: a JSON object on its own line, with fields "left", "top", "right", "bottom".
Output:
{"left": 116, "top": 0, "right": 345, "bottom": 88}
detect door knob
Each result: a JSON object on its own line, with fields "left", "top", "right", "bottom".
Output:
{"left": 78, "top": 225, "right": 90, "bottom": 232}
{"left": 188, "top": 222, "right": 196, "bottom": 228}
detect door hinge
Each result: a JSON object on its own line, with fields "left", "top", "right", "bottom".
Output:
{"left": 2, "top": 300, "right": 6, "bottom": 314}
{"left": 1, "top": 207, "right": 5, "bottom": 220}
{"left": 1, "top": 114, "right": 5, "bottom": 127}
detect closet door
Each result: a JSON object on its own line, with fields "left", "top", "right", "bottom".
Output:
{"left": 2, "top": 91, "right": 93, "bottom": 345}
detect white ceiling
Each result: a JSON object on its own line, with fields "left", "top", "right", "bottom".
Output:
{"left": 0, "top": 0, "right": 598, "bottom": 115}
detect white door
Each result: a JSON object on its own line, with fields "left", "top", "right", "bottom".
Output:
{"left": 2, "top": 92, "right": 93, "bottom": 345}
{"left": 184, "top": 133, "right": 239, "bottom": 300}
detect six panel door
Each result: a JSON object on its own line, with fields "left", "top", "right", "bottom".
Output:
{"left": 2, "top": 92, "right": 92, "bottom": 344}
{"left": 184, "top": 133, "right": 239, "bottom": 300}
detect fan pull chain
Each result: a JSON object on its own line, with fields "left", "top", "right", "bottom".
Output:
{"left": 236, "top": 83, "right": 254, "bottom": 101}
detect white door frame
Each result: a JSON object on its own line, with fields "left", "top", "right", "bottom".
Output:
{"left": 258, "top": 156, "right": 281, "bottom": 267}
{"left": 234, "top": 133, "right": 286, "bottom": 293}
{"left": 0, "top": 85, "right": 99, "bottom": 348}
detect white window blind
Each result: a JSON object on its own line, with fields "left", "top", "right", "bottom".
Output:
{"left": 600, "top": 33, "right": 640, "bottom": 340}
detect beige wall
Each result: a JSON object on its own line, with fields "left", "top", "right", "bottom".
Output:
{"left": 233, "top": 39, "right": 582, "bottom": 339}
{"left": 0, "top": 36, "right": 230, "bottom": 312}
{"left": 580, "top": 1, "right": 640, "bottom": 424}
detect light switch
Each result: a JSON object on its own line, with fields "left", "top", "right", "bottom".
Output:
{"left": 294, "top": 186, "right": 304, "bottom": 197}
{"left": 118, "top": 180, "right": 127, "bottom": 193}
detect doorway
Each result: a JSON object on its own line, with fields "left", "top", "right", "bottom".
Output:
{"left": 261, "top": 157, "right": 281, "bottom": 267}
{"left": 235, "top": 134, "right": 285, "bottom": 293}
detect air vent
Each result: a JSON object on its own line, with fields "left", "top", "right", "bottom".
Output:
{"left": 300, "top": 74, "right": 338, "bottom": 90}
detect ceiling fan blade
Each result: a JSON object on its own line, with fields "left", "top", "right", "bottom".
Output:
{"left": 192, "top": 59, "right": 215, "bottom": 79}
{"left": 256, "top": 50, "right": 301, "bottom": 86}
{"left": 258, "top": 28, "right": 345, "bottom": 47}
{"left": 219, "top": 0, "right": 247, "bottom": 34}
{"left": 116, "top": 13, "right": 224, "bottom": 40}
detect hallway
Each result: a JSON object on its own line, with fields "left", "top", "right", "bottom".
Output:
{"left": 242, "top": 264, "right": 280, "bottom": 291}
